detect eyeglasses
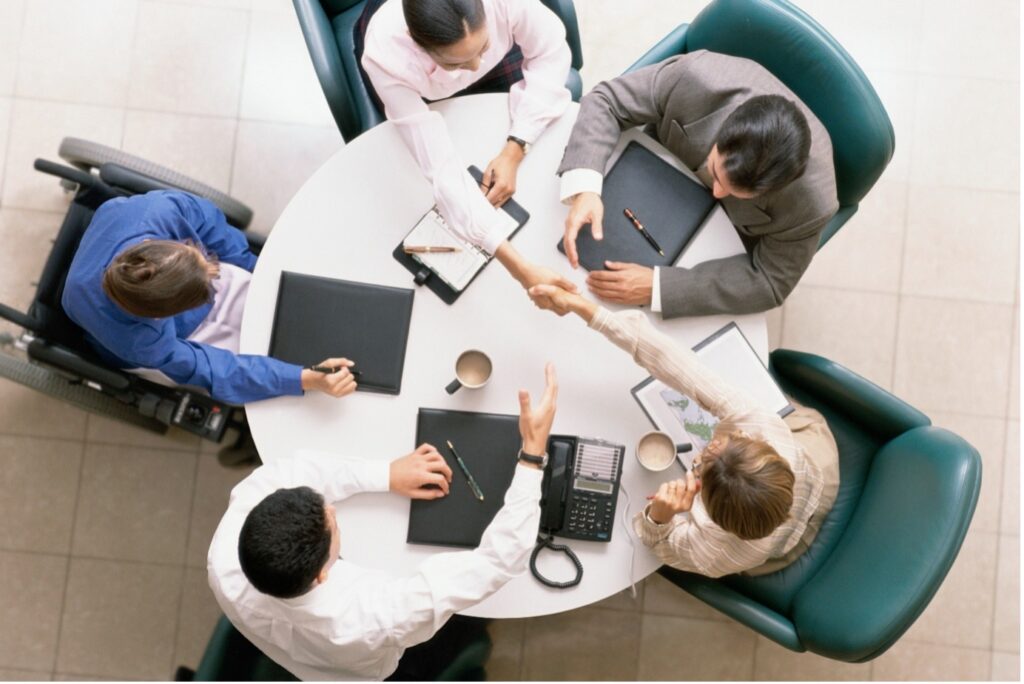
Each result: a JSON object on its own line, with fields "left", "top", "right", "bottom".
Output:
{"left": 691, "top": 459, "right": 703, "bottom": 477}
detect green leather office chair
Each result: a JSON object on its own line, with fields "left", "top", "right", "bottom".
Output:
{"left": 176, "top": 615, "right": 492, "bottom": 681}
{"left": 657, "top": 350, "right": 982, "bottom": 662}
{"left": 293, "top": 0, "right": 584, "bottom": 142}
{"left": 625, "top": 0, "right": 894, "bottom": 248}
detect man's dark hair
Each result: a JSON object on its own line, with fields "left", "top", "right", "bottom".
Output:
{"left": 238, "top": 486, "right": 332, "bottom": 599}
{"left": 402, "top": 0, "right": 486, "bottom": 49}
{"left": 102, "top": 240, "right": 214, "bottom": 318}
{"left": 714, "top": 94, "right": 812, "bottom": 196}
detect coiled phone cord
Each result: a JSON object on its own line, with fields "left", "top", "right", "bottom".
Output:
{"left": 529, "top": 533, "right": 583, "bottom": 588}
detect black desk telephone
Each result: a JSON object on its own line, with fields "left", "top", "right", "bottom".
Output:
{"left": 531, "top": 435, "right": 626, "bottom": 589}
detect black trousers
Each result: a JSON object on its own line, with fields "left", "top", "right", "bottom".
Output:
{"left": 386, "top": 615, "right": 490, "bottom": 681}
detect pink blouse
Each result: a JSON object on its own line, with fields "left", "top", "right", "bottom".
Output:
{"left": 362, "top": 0, "right": 572, "bottom": 253}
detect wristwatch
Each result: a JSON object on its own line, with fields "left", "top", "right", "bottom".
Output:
{"left": 517, "top": 448, "right": 548, "bottom": 469}
{"left": 507, "top": 135, "right": 530, "bottom": 155}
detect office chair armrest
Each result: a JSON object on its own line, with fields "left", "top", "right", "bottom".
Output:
{"left": 541, "top": 0, "right": 584, "bottom": 70}
{"left": 793, "top": 427, "right": 981, "bottom": 662}
{"left": 770, "top": 349, "right": 930, "bottom": 440}
{"left": 658, "top": 568, "right": 805, "bottom": 652}
{"left": 27, "top": 339, "right": 131, "bottom": 392}
{"left": 625, "top": 23, "right": 689, "bottom": 73}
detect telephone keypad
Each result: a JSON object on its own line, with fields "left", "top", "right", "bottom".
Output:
{"left": 565, "top": 493, "right": 614, "bottom": 540}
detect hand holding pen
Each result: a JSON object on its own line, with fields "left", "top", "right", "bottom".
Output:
{"left": 300, "top": 357, "right": 358, "bottom": 398}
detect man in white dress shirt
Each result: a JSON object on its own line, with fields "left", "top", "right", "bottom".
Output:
{"left": 207, "top": 364, "right": 558, "bottom": 680}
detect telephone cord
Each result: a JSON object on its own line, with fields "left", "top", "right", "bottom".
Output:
{"left": 529, "top": 534, "right": 583, "bottom": 589}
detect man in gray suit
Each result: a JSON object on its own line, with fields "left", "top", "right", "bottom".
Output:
{"left": 556, "top": 50, "right": 838, "bottom": 318}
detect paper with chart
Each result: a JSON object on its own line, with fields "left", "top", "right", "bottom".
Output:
{"left": 403, "top": 207, "right": 519, "bottom": 292}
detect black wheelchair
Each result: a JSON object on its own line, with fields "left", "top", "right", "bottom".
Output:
{"left": 0, "top": 138, "right": 263, "bottom": 449}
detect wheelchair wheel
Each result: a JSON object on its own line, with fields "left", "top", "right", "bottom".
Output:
{"left": 58, "top": 137, "right": 254, "bottom": 229}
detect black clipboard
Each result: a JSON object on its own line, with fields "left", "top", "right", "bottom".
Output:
{"left": 392, "top": 166, "right": 530, "bottom": 305}
{"left": 557, "top": 140, "right": 716, "bottom": 271}
{"left": 406, "top": 407, "right": 521, "bottom": 548}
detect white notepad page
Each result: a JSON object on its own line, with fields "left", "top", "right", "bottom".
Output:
{"left": 403, "top": 208, "right": 519, "bottom": 292}
{"left": 695, "top": 325, "right": 789, "bottom": 415}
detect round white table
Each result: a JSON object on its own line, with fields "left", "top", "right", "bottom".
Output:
{"left": 240, "top": 94, "right": 767, "bottom": 618}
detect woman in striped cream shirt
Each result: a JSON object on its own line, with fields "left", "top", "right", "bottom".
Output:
{"left": 529, "top": 284, "right": 840, "bottom": 577}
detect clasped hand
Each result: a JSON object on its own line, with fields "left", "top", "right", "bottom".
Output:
{"left": 646, "top": 471, "right": 701, "bottom": 524}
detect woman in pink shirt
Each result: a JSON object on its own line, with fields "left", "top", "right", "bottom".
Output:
{"left": 357, "top": 0, "right": 576, "bottom": 296}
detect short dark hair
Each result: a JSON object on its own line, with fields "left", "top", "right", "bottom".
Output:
{"left": 238, "top": 486, "right": 332, "bottom": 599}
{"left": 714, "top": 94, "right": 812, "bottom": 196}
{"left": 102, "top": 240, "right": 214, "bottom": 318}
{"left": 402, "top": 0, "right": 486, "bottom": 49}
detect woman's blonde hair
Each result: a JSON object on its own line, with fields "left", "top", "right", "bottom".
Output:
{"left": 700, "top": 427, "right": 794, "bottom": 540}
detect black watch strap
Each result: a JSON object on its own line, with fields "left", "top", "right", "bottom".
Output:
{"left": 518, "top": 449, "right": 546, "bottom": 466}
{"left": 507, "top": 135, "right": 528, "bottom": 151}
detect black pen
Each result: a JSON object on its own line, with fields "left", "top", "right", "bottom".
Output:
{"left": 308, "top": 365, "right": 362, "bottom": 377}
{"left": 624, "top": 208, "right": 664, "bottom": 256}
{"left": 446, "top": 439, "right": 485, "bottom": 501}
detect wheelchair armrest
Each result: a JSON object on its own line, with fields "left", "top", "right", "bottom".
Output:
{"left": 27, "top": 339, "right": 131, "bottom": 392}
{"left": 0, "top": 301, "right": 38, "bottom": 332}
{"left": 770, "top": 349, "right": 930, "bottom": 440}
{"left": 625, "top": 23, "right": 689, "bottom": 73}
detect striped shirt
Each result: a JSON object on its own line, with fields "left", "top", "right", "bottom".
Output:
{"left": 589, "top": 307, "right": 825, "bottom": 578}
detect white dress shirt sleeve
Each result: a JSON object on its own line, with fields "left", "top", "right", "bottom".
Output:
{"left": 361, "top": 61, "right": 508, "bottom": 255}
{"left": 505, "top": 0, "right": 572, "bottom": 144}
{"left": 650, "top": 266, "right": 662, "bottom": 312}
{"left": 378, "top": 465, "right": 544, "bottom": 649}
{"left": 558, "top": 167, "right": 604, "bottom": 204}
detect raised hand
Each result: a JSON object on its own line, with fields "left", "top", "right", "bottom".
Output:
{"left": 518, "top": 362, "right": 558, "bottom": 456}
{"left": 563, "top": 192, "right": 604, "bottom": 269}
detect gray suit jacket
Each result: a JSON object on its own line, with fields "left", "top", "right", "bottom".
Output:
{"left": 558, "top": 50, "right": 839, "bottom": 318}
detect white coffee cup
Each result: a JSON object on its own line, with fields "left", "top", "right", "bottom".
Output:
{"left": 445, "top": 349, "right": 493, "bottom": 394}
{"left": 636, "top": 431, "right": 687, "bottom": 472}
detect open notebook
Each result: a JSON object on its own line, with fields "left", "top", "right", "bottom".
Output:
{"left": 632, "top": 323, "right": 792, "bottom": 468}
{"left": 402, "top": 207, "right": 519, "bottom": 292}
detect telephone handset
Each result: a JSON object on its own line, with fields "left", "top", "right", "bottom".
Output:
{"left": 531, "top": 435, "right": 626, "bottom": 589}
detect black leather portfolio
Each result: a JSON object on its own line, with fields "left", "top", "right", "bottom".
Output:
{"left": 268, "top": 272, "right": 414, "bottom": 395}
{"left": 392, "top": 166, "right": 530, "bottom": 305}
{"left": 407, "top": 408, "right": 521, "bottom": 548}
{"left": 557, "top": 140, "right": 717, "bottom": 271}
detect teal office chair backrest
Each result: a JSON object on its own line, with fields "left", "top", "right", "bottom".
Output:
{"left": 658, "top": 351, "right": 982, "bottom": 662}
{"left": 294, "top": 0, "right": 585, "bottom": 142}
{"left": 626, "top": 0, "right": 895, "bottom": 246}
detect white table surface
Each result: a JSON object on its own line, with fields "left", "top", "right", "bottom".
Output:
{"left": 239, "top": 94, "right": 767, "bottom": 618}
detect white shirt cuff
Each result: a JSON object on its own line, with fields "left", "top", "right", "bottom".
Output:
{"left": 651, "top": 266, "right": 662, "bottom": 313}
{"left": 559, "top": 168, "right": 604, "bottom": 205}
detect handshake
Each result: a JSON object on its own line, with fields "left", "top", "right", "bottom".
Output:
{"left": 514, "top": 261, "right": 598, "bottom": 323}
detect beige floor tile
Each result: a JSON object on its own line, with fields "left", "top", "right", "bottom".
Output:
{"left": 0, "top": 97, "right": 11, "bottom": 192}
{"left": 180, "top": 0, "right": 250, "bottom": 8}
{"left": 0, "top": 435, "right": 82, "bottom": 554}
{"left": 909, "top": 75, "right": 1018, "bottom": 193}
{"left": 486, "top": 617, "right": 525, "bottom": 681}
{"left": 893, "top": 297, "right": 1014, "bottom": 417}
{"left": 991, "top": 651, "right": 1020, "bottom": 681}
{"left": 2, "top": 99, "right": 123, "bottom": 212}
{"left": 121, "top": 111, "right": 238, "bottom": 191}
{"left": 186, "top": 452, "right": 254, "bottom": 567}
{"left": 229, "top": 120, "right": 343, "bottom": 236}
{"left": 0, "top": 551, "right": 66, "bottom": 671}
{"left": 0, "top": 669, "right": 50, "bottom": 681}
{"left": 0, "top": 1, "right": 25, "bottom": 96}
{"left": 591, "top": 583, "right": 644, "bottom": 612}
{"left": 1009, "top": 309, "right": 1019, "bottom": 420}
{"left": 901, "top": 186, "right": 1018, "bottom": 304}
{"left": 803, "top": 0, "right": 923, "bottom": 74}
{"left": 782, "top": 286, "right": 899, "bottom": 390}
{"left": 0, "top": 208, "right": 64, "bottom": 312}
{"left": 765, "top": 306, "right": 783, "bottom": 350}
{"left": 918, "top": 0, "right": 1018, "bottom": 82}
{"left": 638, "top": 614, "right": 756, "bottom": 680}
{"left": 861, "top": 69, "right": 917, "bottom": 185}
{"left": 903, "top": 529, "right": 998, "bottom": 649}
{"left": 872, "top": 640, "right": 990, "bottom": 680}
{"left": 801, "top": 180, "right": 907, "bottom": 293}
{"left": 0, "top": 379, "right": 89, "bottom": 444}
{"left": 239, "top": 6, "right": 334, "bottom": 127}
{"left": 1002, "top": 421, "right": 1019, "bottom": 535}
{"left": 993, "top": 534, "right": 1019, "bottom": 653}
{"left": 85, "top": 414, "right": 200, "bottom": 451}
{"left": 52, "top": 674, "right": 120, "bottom": 682}
{"left": 71, "top": 444, "right": 196, "bottom": 564}
{"left": 174, "top": 567, "right": 221, "bottom": 673}
{"left": 16, "top": 0, "right": 138, "bottom": 107}
{"left": 641, "top": 572, "right": 730, "bottom": 622}
{"left": 522, "top": 607, "right": 641, "bottom": 680}
{"left": 56, "top": 558, "right": 182, "bottom": 680}
{"left": 127, "top": 1, "right": 248, "bottom": 117}
{"left": 752, "top": 636, "right": 872, "bottom": 680}
{"left": 927, "top": 413, "right": 1005, "bottom": 534}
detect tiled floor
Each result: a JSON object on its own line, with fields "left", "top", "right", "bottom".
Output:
{"left": 0, "top": 0, "right": 1017, "bottom": 680}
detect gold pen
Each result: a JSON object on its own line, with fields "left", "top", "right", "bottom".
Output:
{"left": 403, "top": 245, "right": 461, "bottom": 254}
{"left": 446, "top": 439, "right": 485, "bottom": 502}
